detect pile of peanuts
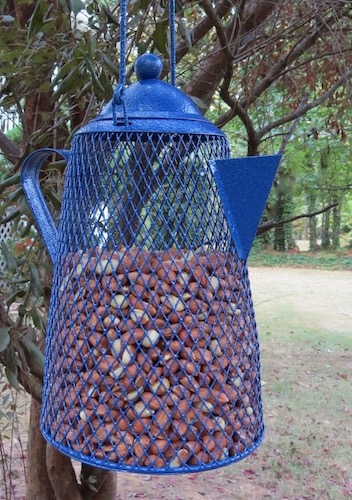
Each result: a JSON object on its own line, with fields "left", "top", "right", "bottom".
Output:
{"left": 50, "top": 246, "right": 261, "bottom": 469}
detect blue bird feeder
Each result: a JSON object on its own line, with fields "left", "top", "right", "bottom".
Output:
{"left": 21, "top": 1, "right": 280, "bottom": 475}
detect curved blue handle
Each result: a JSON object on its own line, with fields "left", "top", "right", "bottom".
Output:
{"left": 21, "top": 148, "right": 70, "bottom": 264}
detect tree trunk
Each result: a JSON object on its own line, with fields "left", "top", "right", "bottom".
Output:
{"left": 307, "top": 191, "right": 318, "bottom": 251}
{"left": 80, "top": 464, "right": 117, "bottom": 500}
{"left": 321, "top": 209, "right": 330, "bottom": 249}
{"left": 46, "top": 446, "right": 83, "bottom": 500}
{"left": 331, "top": 196, "right": 342, "bottom": 249}
{"left": 92, "top": 471, "right": 117, "bottom": 500}
{"left": 257, "top": 212, "right": 271, "bottom": 249}
{"left": 26, "top": 399, "right": 55, "bottom": 500}
{"left": 274, "top": 227, "right": 285, "bottom": 251}
{"left": 284, "top": 197, "right": 296, "bottom": 250}
{"left": 319, "top": 148, "right": 331, "bottom": 250}
{"left": 273, "top": 193, "right": 286, "bottom": 251}
{"left": 309, "top": 215, "right": 318, "bottom": 251}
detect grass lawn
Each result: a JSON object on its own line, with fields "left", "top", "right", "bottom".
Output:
{"left": 248, "top": 248, "right": 352, "bottom": 271}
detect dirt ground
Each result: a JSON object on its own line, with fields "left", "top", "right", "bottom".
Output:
{"left": 1, "top": 267, "right": 351, "bottom": 499}
{"left": 251, "top": 266, "right": 352, "bottom": 337}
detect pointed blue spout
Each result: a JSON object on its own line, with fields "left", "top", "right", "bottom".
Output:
{"left": 210, "top": 155, "right": 281, "bottom": 260}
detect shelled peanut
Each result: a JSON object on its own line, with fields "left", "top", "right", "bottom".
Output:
{"left": 51, "top": 247, "right": 262, "bottom": 468}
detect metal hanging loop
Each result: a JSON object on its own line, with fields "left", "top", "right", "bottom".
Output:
{"left": 113, "top": 0, "right": 177, "bottom": 126}
{"left": 169, "top": 0, "right": 177, "bottom": 86}
{"left": 113, "top": 0, "right": 129, "bottom": 125}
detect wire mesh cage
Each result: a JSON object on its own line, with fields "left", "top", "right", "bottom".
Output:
{"left": 19, "top": 52, "right": 281, "bottom": 473}
{"left": 37, "top": 129, "right": 264, "bottom": 473}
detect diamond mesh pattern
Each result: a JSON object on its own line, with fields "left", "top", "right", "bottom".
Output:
{"left": 41, "top": 131, "right": 264, "bottom": 473}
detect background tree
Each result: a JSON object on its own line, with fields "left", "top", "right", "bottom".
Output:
{"left": 1, "top": 0, "right": 352, "bottom": 497}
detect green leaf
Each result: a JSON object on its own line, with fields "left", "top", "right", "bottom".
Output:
{"left": 69, "top": 0, "right": 85, "bottom": 15}
{"left": 101, "top": 54, "right": 118, "bottom": 77}
{"left": 27, "top": 0, "right": 47, "bottom": 40}
{"left": 20, "top": 197, "right": 32, "bottom": 219}
{"left": 0, "top": 327, "right": 10, "bottom": 353}
{"left": 0, "top": 207, "right": 21, "bottom": 224}
{"left": 177, "top": 18, "right": 192, "bottom": 50}
{"left": 138, "top": 0, "right": 152, "bottom": 9}
{"left": 78, "top": 50, "right": 105, "bottom": 97}
{"left": 7, "top": 187, "right": 23, "bottom": 203}
{"left": 18, "top": 304, "right": 27, "bottom": 317}
{"left": 86, "top": 3, "right": 94, "bottom": 15}
{"left": 30, "top": 306, "right": 44, "bottom": 331}
{"left": 99, "top": 69, "right": 113, "bottom": 100}
{"left": 6, "top": 289, "right": 27, "bottom": 307}
{"left": 5, "top": 366, "right": 20, "bottom": 391}
{"left": 102, "top": 6, "right": 119, "bottom": 26}
{"left": 5, "top": 345, "right": 20, "bottom": 391}
{"left": 53, "top": 58, "right": 83, "bottom": 85}
{"left": 19, "top": 218, "right": 35, "bottom": 238}
{"left": 0, "top": 173, "right": 20, "bottom": 190}
{"left": 152, "top": 19, "right": 169, "bottom": 56}
{"left": 37, "top": 80, "right": 52, "bottom": 93}
{"left": 137, "top": 41, "right": 148, "bottom": 55}
{"left": 44, "top": 187, "right": 62, "bottom": 211}
{"left": 29, "top": 263, "right": 43, "bottom": 297}
{"left": 88, "top": 34, "right": 97, "bottom": 61}
{"left": 19, "top": 336, "right": 44, "bottom": 378}
{"left": 1, "top": 242, "right": 17, "bottom": 272}
{"left": 52, "top": 66, "right": 82, "bottom": 99}
{"left": 188, "top": 95, "right": 208, "bottom": 110}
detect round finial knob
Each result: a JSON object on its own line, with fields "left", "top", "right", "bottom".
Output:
{"left": 135, "top": 54, "right": 163, "bottom": 81}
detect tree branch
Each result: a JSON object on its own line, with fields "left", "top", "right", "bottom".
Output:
{"left": 184, "top": 0, "right": 277, "bottom": 105}
{"left": 257, "top": 202, "right": 338, "bottom": 235}
{"left": 201, "top": 0, "right": 230, "bottom": 54}
{"left": 277, "top": 94, "right": 308, "bottom": 155}
{"left": 215, "top": 6, "right": 348, "bottom": 128}
{"left": 240, "top": 27, "right": 321, "bottom": 111}
{"left": 240, "top": 6, "right": 351, "bottom": 110}
{"left": 201, "top": 0, "right": 234, "bottom": 88}
{"left": 258, "top": 70, "right": 352, "bottom": 138}
{"left": 277, "top": 46, "right": 352, "bottom": 79}
{"left": 236, "top": 102, "right": 260, "bottom": 155}
{"left": 175, "top": 0, "right": 232, "bottom": 63}
{"left": 201, "top": 0, "right": 253, "bottom": 147}
{"left": 0, "top": 129, "right": 21, "bottom": 163}
{"left": 17, "top": 370, "right": 43, "bottom": 403}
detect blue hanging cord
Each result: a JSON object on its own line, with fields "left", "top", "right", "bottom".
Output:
{"left": 113, "top": 0, "right": 129, "bottom": 125}
{"left": 169, "top": 0, "right": 176, "bottom": 86}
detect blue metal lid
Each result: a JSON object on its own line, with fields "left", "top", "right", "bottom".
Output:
{"left": 77, "top": 54, "right": 225, "bottom": 136}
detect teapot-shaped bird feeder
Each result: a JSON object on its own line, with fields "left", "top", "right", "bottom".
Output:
{"left": 21, "top": 0, "right": 280, "bottom": 474}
